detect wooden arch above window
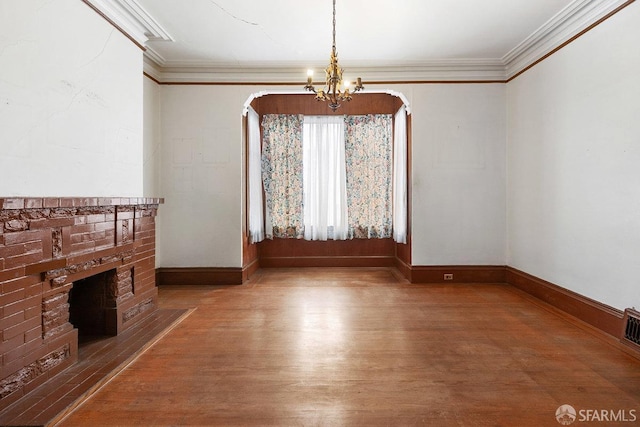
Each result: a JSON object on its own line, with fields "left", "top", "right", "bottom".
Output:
{"left": 250, "top": 92, "right": 405, "bottom": 116}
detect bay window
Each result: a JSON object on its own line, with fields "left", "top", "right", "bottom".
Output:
{"left": 248, "top": 95, "right": 407, "bottom": 244}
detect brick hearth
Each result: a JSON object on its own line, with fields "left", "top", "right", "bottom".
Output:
{"left": 0, "top": 197, "right": 162, "bottom": 411}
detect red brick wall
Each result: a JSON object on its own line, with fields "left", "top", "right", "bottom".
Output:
{"left": 0, "top": 197, "right": 162, "bottom": 409}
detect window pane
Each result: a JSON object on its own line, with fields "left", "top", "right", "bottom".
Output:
{"left": 303, "top": 116, "right": 348, "bottom": 241}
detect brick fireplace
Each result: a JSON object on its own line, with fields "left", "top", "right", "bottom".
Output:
{"left": 0, "top": 197, "right": 162, "bottom": 409}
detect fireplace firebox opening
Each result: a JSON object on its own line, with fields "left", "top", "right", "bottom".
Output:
{"left": 68, "top": 269, "right": 118, "bottom": 344}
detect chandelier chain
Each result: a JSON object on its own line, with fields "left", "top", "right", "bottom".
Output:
{"left": 332, "top": 0, "right": 337, "bottom": 52}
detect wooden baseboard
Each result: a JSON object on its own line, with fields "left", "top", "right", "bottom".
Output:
{"left": 259, "top": 256, "right": 396, "bottom": 268}
{"left": 506, "top": 267, "right": 623, "bottom": 338}
{"left": 394, "top": 257, "right": 413, "bottom": 282}
{"left": 156, "top": 267, "right": 243, "bottom": 286}
{"left": 405, "top": 264, "right": 624, "bottom": 340}
{"left": 409, "top": 265, "right": 506, "bottom": 283}
{"left": 257, "top": 238, "right": 396, "bottom": 269}
{"left": 242, "top": 259, "right": 260, "bottom": 282}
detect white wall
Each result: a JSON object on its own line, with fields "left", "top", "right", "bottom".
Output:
{"left": 157, "top": 85, "right": 252, "bottom": 267}
{"left": 0, "top": 0, "right": 143, "bottom": 196}
{"left": 156, "top": 84, "right": 507, "bottom": 268}
{"left": 506, "top": 2, "right": 640, "bottom": 310}
{"left": 143, "top": 77, "right": 161, "bottom": 197}
{"left": 391, "top": 84, "right": 507, "bottom": 266}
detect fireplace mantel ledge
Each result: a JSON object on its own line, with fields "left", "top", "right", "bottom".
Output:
{"left": 0, "top": 197, "right": 164, "bottom": 210}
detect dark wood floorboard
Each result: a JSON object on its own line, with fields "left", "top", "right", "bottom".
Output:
{"left": 53, "top": 268, "right": 640, "bottom": 426}
{"left": 0, "top": 308, "right": 189, "bottom": 427}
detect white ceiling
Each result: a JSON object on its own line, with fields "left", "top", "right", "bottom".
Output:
{"left": 90, "top": 0, "right": 626, "bottom": 81}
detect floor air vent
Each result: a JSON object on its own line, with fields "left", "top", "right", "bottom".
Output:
{"left": 622, "top": 308, "right": 640, "bottom": 349}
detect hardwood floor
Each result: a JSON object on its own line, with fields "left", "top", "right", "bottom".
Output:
{"left": 55, "top": 268, "right": 640, "bottom": 426}
{"left": 0, "top": 308, "right": 189, "bottom": 427}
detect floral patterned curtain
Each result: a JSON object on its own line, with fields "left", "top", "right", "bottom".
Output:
{"left": 344, "top": 114, "right": 393, "bottom": 238}
{"left": 261, "top": 113, "right": 393, "bottom": 240}
{"left": 261, "top": 114, "right": 304, "bottom": 239}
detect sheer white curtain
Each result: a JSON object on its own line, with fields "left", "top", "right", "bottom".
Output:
{"left": 393, "top": 105, "right": 408, "bottom": 244}
{"left": 247, "top": 107, "right": 264, "bottom": 242}
{"left": 303, "top": 116, "right": 348, "bottom": 240}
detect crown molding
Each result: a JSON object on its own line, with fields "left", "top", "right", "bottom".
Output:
{"left": 143, "top": 57, "right": 163, "bottom": 83}
{"left": 85, "top": 0, "right": 173, "bottom": 47}
{"left": 503, "top": 0, "right": 632, "bottom": 79}
{"left": 152, "top": 59, "right": 507, "bottom": 84}
{"left": 357, "top": 60, "right": 507, "bottom": 82}
{"left": 144, "top": 46, "right": 167, "bottom": 67}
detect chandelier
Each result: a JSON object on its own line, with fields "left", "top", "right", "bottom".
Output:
{"left": 304, "top": 0, "right": 364, "bottom": 111}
